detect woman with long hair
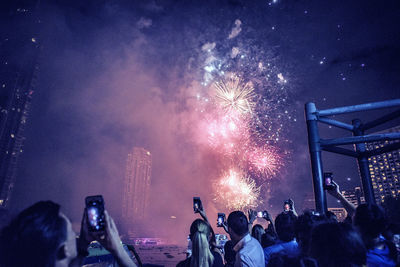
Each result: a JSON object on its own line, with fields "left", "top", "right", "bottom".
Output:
{"left": 177, "top": 219, "right": 223, "bottom": 267}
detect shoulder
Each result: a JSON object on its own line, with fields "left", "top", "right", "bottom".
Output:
{"left": 176, "top": 257, "right": 190, "bottom": 267}
{"left": 212, "top": 250, "right": 224, "bottom": 267}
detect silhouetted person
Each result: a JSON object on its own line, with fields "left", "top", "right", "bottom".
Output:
{"left": 354, "top": 203, "right": 397, "bottom": 267}
{"left": 264, "top": 211, "right": 299, "bottom": 266}
{"left": 251, "top": 224, "right": 265, "bottom": 245}
{"left": 223, "top": 240, "right": 236, "bottom": 267}
{"left": 309, "top": 222, "right": 366, "bottom": 267}
{"left": 0, "top": 200, "right": 136, "bottom": 267}
{"left": 226, "top": 211, "right": 264, "bottom": 267}
{"left": 177, "top": 219, "right": 223, "bottom": 267}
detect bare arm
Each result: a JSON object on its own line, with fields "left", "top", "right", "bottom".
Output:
{"left": 327, "top": 181, "right": 356, "bottom": 216}
{"left": 247, "top": 209, "right": 257, "bottom": 233}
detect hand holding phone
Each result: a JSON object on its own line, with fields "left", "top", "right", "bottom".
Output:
{"left": 324, "top": 172, "right": 336, "bottom": 190}
{"left": 85, "top": 195, "right": 106, "bottom": 232}
{"left": 217, "top": 213, "right": 225, "bottom": 227}
{"left": 193, "top": 197, "right": 203, "bottom": 213}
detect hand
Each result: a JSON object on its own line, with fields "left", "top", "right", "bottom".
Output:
{"left": 263, "top": 210, "right": 272, "bottom": 222}
{"left": 248, "top": 209, "right": 257, "bottom": 224}
{"left": 326, "top": 181, "right": 341, "bottom": 199}
{"left": 288, "top": 199, "right": 294, "bottom": 210}
{"left": 222, "top": 221, "right": 230, "bottom": 234}
{"left": 93, "top": 210, "right": 123, "bottom": 254}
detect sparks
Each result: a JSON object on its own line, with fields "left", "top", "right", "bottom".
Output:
{"left": 213, "top": 75, "right": 256, "bottom": 115}
{"left": 247, "top": 146, "right": 281, "bottom": 177}
{"left": 214, "top": 169, "right": 260, "bottom": 210}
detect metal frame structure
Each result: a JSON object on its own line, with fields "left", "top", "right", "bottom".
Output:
{"left": 305, "top": 99, "right": 400, "bottom": 214}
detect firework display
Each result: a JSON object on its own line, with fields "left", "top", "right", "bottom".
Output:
{"left": 193, "top": 23, "right": 294, "bottom": 211}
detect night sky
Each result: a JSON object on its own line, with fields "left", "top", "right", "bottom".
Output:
{"left": 3, "top": 0, "right": 400, "bottom": 242}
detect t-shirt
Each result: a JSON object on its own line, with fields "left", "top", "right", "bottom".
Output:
{"left": 233, "top": 234, "right": 265, "bottom": 267}
{"left": 176, "top": 250, "right": 224, "bottom": 267}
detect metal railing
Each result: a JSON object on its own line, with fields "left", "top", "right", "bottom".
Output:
{"left": 305, "top": 99, "right": 400, "bottom": 214}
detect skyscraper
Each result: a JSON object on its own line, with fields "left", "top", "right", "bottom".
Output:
{"left": 0, "top": 1, "right": 40, "bottom": 210}
{"left": 341, "top": 187, "right": 364, "bottom": 207}
{"left": 122, "top": 147, "right": 152, "bottom": 224}
{"left": 367, "top": 125, "right": 400, "bottom": 204}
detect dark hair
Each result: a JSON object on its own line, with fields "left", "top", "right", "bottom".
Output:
{"left": 275, "top": 211, "right": 297, "bottom": 242}
{"left": 227, "top": 211, "right": 249, "bottom": 236}
{"left": 354, "top": 203, "right": 386, "bottom": 240}
{"left": 0, "top": 201, "right": 67, "bottom": 267}
{"left": 251, "top": 224, "right": 265, "bottom": 244}
{"left": 295, "top": 211, "right": 326, "bottom": 256}
{"left": 310, "top": 222, "right": 366, "bottom": 267}
{"left": 261, "top": 232, "right": 276, "bottom": 248}
{"left": 224, "top": 240, "right": 236, "bottom": 264}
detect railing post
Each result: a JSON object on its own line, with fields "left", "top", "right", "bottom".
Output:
{"left": 305, "top": 102, "right": 327, "bottom": 214}
{"left": 352, "top": 119, "right": 376, "bottom": 204}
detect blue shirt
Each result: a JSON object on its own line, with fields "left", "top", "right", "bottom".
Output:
{"left": 367, "top": 245, "right": 396, "bottom": 267}
{"left": 263, "top": 240, "right": 299, "bottom": 266}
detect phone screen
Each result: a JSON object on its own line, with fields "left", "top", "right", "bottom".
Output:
{"left": 257, "top": 211, "right": 263, "bottom": 218}
{"left": 324, "top": 172, "right": 335, "bottom": 190}
{"left": 217, "top": 213, "right": 225, "bottom": 227}
{"left": 193, "top": 197, "right": 202, "bottom": 213}
{"left": 86, "top": 196, "right": 105, "bottom": 232}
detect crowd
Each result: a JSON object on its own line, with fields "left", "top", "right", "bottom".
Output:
{"left": 0, "top": 180, "right": 399, "bottom": 267}
{"left": 179, "top": 181, "right": 400, "bottom": 267}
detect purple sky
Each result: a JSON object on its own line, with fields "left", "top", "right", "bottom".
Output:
{"left": 4, "top": 0, "right": 400, "bottom": 242}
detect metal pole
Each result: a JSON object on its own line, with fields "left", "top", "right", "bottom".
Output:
{"left": 305, "top": 102, "right": 327, "bottom": 214}
{"left": 352, "top": 119, "right": 376, "bottom": 204}
{"left": 319, "top": 99, "right": 400, "bottom": 116}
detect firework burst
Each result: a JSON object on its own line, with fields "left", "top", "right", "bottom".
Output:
{"left": 213, "top": 169, "right": 261, "bottom": 210}
{"left": 213, "top": 75, "right": 256, "bottom": 115}
{"left": 247, "top": 146, "right": 281, "bottom": 177}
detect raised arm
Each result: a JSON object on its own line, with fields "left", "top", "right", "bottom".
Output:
{"left": 326, "top": 181, "right": 356, "bottom": 216}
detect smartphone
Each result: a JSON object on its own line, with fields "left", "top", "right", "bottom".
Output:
{"left": 193, "top": 197, "right": 203, "bottom": 213}
{"left": 324, "top": 172, "right": 335, "bottom": 190}
{"left": 283, "top": 200, "right": 291, "bottom": 212}
{"left": 257, "top": 210, "right": 268, "bottom": 218}
{"left": 217, "top": 213, "right": 225, "bottom": 227}
{"left": 85, "top": 195, "right": 105, "bottom": 232}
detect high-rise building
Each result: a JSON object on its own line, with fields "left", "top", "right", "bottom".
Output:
{"left": 341, "top": 187, "right": 364, "bottom": 207}
{"left": 0, "top": 1, "right": 40, "bottom": 210}
{"left": 367, "top": 125, "right": 400, "bottom": 204}
{"left": 328, "top": 207, "right": 347, "bottom": 222}
{"left": 122, "top": 147, "right": 152, "bottom": 225}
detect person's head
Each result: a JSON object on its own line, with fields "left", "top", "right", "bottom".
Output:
{"left": 310, "top": 222, "right": 366, "bottom": 267}
{"left": 295, "top": 211, "right": 326, "bottom": 256}
{"left": 189, "top": 219, "right": 214, "bottom": 267}
{"left": 275, "top": 211, "right": 297, "bottom": 242}
{"left": 223, "top": 240, "right": 236, "bottom": 264}
{"left": 0, "top": 201, "right": 77, "bottom": 267}
{"left": 354, "top": 203, "right": 386, "bottom": 243}
{"left": 261, "top": 232, "right": 277, "bottom": 248}
{"left": 251, "top": 224, "right": 265, "bottom": 244}
{"left": 227, "top": 211, "right": 249, "bottom": 242}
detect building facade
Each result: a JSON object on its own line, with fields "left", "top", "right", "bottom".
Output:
{"left": 122, "top": 147, "right": 152, "bottom": 224}
{"left": 341, "top": 186, "right": 364, "bottom": 207}
{"left": 367, "top": 126, "right": 400, "bottom": 204}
